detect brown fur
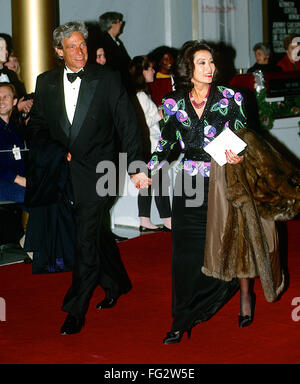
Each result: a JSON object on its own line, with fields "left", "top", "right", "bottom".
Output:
{"left": 202, "top": 129, "right": 299, "bottom": 302}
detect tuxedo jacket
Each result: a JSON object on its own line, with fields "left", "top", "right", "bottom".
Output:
{"left": 28, "top": 63, "right": 142, "bottom": 203}
{"left": 98, "top": 32, "right": 131, "bottom": 88}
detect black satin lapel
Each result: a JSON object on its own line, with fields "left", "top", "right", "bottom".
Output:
{"left": 49, "top": 69, "right": 71, "bottom": 139}
{"left": 69, "top": 78, "right": 98, "bottom": 146}
{"left": 58, "top": 85, "right": 71, "bottom": 138}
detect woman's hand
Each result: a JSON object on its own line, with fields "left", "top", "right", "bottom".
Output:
{"left": 130, "top": 172, "right": 152, "bottom": 189}
{"left": 225, "top": 150, "right": 244, "bottom": 165}
{"left": 17, "top": 97, "right": 34, "bottom": 114}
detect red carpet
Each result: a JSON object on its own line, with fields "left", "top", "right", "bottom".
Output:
{"left": 0, "top": 220, "right": 299, "bottom": 364}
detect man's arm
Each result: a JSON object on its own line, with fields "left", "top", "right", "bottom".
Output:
{"left": 108, "top": 71, "right": 151, "bottom": 188}
{"left": 27, "top": 74, "right": 51, "bottom": 145}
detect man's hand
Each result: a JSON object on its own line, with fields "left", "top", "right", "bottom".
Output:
{"left": 17, "top": 97, "right": 34, "bottom": 114}
{"left": 14, "top": 175, "right": 26, "bottom": 187}
{"left": 130, "top": 172, "right": 152, "bottom": 189}
{"left": 67, "top": 152, "right": 72, "bottom": 162}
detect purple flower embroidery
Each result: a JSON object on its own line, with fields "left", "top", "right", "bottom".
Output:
{"left": 204, "top": 125, "right": 217, "bottom": 138}
{"left": 234, "top": 92, "right": 243, "bottom": 106}
{"left": 218, "top": 98, "right": 229, "bottom": 109}
{"left": 176, "top": 110, "right": 189, "bottom": 123}
{"left": 184, "top": 160, "right": 199, "bottom": 176}
{"left": 163, "top": 98, "right": 178, "bottom": 116}
{"left": 222, "top": 88, "right": 234, "bottom": 98}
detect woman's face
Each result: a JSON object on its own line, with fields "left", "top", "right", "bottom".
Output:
{"left": 255, "top": 49, "right": 269, "bottom": 64}
{"left": 143, "top": 63, "right": 155, "bottom": 83}
{"left": 191, "top": 50, "right": 215, "bottom": 86}
{"left": 96, "top": 48, "right": 106, "bottom": 65}
{"left": 159, "top": 53, "right": 174, "bottom": 74}
{"left": 0, "top": 39, "right": 8, "bottom": 63}
{"left": 4, "top": 55, "right": 19, "bottom": 72}
{"left": 287, "top": 41, "right": 298, "bottom": 62}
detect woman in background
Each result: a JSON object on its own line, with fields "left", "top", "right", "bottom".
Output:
{"left": 277, "top": 34, "right": 300, "bottom": 72}
{"left": 129, "top": 55, "right": 172, "bottom": 232}
{"left": 96, "top": 47, "right": 106, "bottom": 65}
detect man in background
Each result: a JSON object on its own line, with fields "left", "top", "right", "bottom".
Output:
{"left": 98, "top": 12, "right": 131, "bottom": 88}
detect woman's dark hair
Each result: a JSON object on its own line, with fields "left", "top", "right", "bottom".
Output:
{"left": 148, "top": 45, "right": 177, "bottom": 73}
{"left": 174, "top": 40, "right": 215, "bottom": 92}
{"left": 129, "top": 55, "right": 152, "bottom": 94}
{"left": 283, "top": 33, "right": 300, "bottom": 51}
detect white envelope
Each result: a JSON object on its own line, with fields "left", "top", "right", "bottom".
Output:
{"left": 203, "top": 128, "right": 247, "bottom": 166}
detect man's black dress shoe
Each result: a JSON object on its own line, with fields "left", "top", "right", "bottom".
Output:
{"left": 96, "top": 297, "right": 118, "bottom": 310}
{"left": 60, "top": 314, "right": 85, "bottom": 335}
{"left": 139, "top": 226, "right": 162, "bottom": 233}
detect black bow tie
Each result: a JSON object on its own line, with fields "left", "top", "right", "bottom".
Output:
{"left": 67, "top": 70, "right": 85, "bottom": 83}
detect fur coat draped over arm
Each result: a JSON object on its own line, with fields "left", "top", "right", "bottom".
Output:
{"left": 202, "top": 128, "right": 300, "bottom": 302}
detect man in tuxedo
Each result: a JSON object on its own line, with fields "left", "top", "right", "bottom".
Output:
{"left": 98, "top": 12, "right": 131, "bottom": 88}
{"left": 28, "top": 21, "right": 150, "bottom": 335}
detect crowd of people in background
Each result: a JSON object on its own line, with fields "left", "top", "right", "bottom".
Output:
{"left": 0, "top": 12, "right": 299, "bottom": 238}
{"left": 0, "top": 13, "right": 300, "bottom": 338}
{"left": 0, "top": 11, "right": 299, "bottom": 241}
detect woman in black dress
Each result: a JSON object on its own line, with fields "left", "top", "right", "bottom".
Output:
{"left": 147, "top": 41, "right": 248, "bottom": 344}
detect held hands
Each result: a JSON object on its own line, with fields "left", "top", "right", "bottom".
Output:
{"left": 14, "top": 175, "right": 26, "bottom": 187}
{"left": 225, "top": 149, "right": 244, "bottom": 165}
{"left": 17, "top": 97, "right": 34, "bottom": 114}
{"left": 130, "top": 172, "right": 152, "bottom": 189}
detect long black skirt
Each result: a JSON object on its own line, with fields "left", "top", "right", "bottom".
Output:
{"left": 171, "top": 172, "right": 238, "bottom": 332}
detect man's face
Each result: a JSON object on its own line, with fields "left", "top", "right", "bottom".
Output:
{"left": 110, "top": 20, "right": 123, "bottom": 37}
{"left": 0, "top": 86, "right": 17, "bottom": 119}
{"left": 55, "top": 32, "right": 88, "bottom": 72}
{"left": 0, "top": 39, "right": 8, "bottom": 64}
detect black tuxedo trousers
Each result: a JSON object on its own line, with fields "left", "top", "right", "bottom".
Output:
{"left": 62, "top": 198, "right": 131, "bottom": 317}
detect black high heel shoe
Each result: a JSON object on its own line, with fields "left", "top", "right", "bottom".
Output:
{"left": 139, "top": 226, "right": 162, "bottom": 233}
{"left": 163, "top": 328, "right": 192, "bottom": 344}
{"left": 239, "top": 293, "right": 256, "bottom": 328}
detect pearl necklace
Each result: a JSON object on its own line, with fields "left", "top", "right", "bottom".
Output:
{"left": 189, "top": 86, "right": 211, "bottom": 109}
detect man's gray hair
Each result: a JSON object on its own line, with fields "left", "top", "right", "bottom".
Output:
{"left": 98, "top": 12, "right": 123, "bottom": 32}
{"left": 53, "top": 21, "right": 88, "bottom": 50}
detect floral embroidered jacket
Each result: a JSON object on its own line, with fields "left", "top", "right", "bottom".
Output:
{"left": 148, "top": 84, "right": 247, "bottom": 177}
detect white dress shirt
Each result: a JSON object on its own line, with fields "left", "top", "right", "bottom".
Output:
{"left": 63, "top": 67, "right": 82, "bottom": 124}
{"left": 0, "top": 65, "right": 9, "bottom": 83}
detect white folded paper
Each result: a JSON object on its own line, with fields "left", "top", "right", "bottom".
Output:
{"left": 203, "top": 128, "right": 247, "bottom": 166}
